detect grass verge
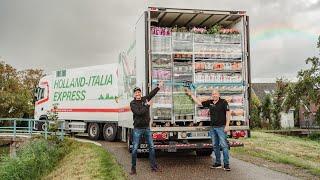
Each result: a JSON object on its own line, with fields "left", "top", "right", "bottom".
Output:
{"left": 43, "top": 140, "right": 127, "bottom": 180}
{"left": 0, "top": 137, "right": 71, "bottom": 180}
{"left": 0, "top": 146, "right": 9, "bottom": 156}
{"left": 0, "top": 145, "right": 9, "bottom": 164}
{"left": 231, "top": 131, "right": 320, "bottom": 177}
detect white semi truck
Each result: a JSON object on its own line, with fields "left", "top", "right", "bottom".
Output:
{"left": 34, "top": 7, "right": 251, "bottom": 155}
{"left": 34, "top": 63, "right": 122, "bottom": 141}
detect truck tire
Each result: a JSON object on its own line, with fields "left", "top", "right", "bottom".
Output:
{"left": 88, "top": 123, "right": 100, "bottom": 140}
{"left": 196, "top": 149, "right": 212, "bottom": 156}
{"left": 37, "top": 122, "right": 45, "bottom": 131}
{"left": 37, "top": 118, "right": 47, "bottom": 131}
{"left": 103, "top": 123, "right": 117, "bottom": 141}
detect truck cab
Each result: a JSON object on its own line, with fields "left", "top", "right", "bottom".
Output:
{"left": 34, "top": 76, "right": 52, "bottom": 130}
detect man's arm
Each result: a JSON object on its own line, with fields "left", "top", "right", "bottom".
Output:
{"left": 225, "top": 111, "right": 231, "bottom": 131}
{"left": 146, "top": 81, "right": 163, "bottom": 100}
{"left": 130, "top": 101, "right": 149, "bottom": 115}
{"left": 185, "top": 89, "right": 202, "bottom": 106}
{"left": 146, "top": 87, "right": 160, "bottom": 101}
{"left": 224, "top": 100, "right": 231, "bottom": 132}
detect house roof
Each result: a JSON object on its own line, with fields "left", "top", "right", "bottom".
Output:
{"left": 251, "top": 83, "right": 277, "bottom": 101}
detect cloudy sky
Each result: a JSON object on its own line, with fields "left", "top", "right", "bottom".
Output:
{"left": 0, "top": 0, "right": 319, "bottom": 82}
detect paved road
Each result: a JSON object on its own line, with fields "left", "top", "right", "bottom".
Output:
{"left": 99, "top": 141, "right": 299, "bottom": 180}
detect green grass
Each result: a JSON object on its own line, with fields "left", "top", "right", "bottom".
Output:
{"left": 0, "top": 137, "right": 72, "bottom": 180}
{"left": 308, "top": 132, "right": 320, "bottom": 141}
{"left": 44, "top": 141, "right": 127, "bottom": 180}
{"left": 0, "top": 146, "right": 9, "bottom": 156}
{"left": 231, "top": 131, "right": 320, "bottom": 176}
{"left": 0, "top": 138, "right": 126, "bottom": 180}
{"left": 0, "top": 146, "right": 9, "bottom": 164}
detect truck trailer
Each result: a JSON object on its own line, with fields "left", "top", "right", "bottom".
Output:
{"left": 117, "top": 7, "right": 250, "bottom": 154}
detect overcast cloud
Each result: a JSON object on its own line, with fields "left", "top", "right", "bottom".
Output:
{"left": 0, "top": 0, "right": 319, "bottom": 82}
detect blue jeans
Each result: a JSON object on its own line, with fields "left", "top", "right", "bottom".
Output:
{"left": 131, "top": 128, "right": 157, "bottom": 169}
{"left": 210, "top": 126, "right": 229, "bottom": 165}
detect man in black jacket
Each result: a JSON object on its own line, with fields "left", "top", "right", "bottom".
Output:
{"left": 129, "top": 81, "right": 163, "bottom": 175}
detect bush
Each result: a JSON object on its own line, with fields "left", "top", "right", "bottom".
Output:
{"left": 0, "top": 138, "right": 72, "bottom": 180}
{"left": 308, "top": 132, "right": 320, "bottom": 141}
{"left": 250, "top": 93, "right": 262, "bottom": 128}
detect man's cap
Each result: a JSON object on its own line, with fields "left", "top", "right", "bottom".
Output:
{"left": 133, "top": 87, "right": 141, "bottom": 93}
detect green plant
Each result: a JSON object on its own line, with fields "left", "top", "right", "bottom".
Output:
{"left": 261, "top": 94, "right": 273, "bottom": 128}
{"left": 0, "top": 145, "right": 9, "bottom": 162}
{"left": 0, "top": 138, "right": 72, "bottom": 180}
{"left": 172, "top": 25, "right": 178, "bottom": 32}
{"left": 207, "top": 25, "right": 221, "bottom": 34}
{"left": 250, "top": 93, "right": 262, "bottom": 128}
{"left": 308, "top": 132, "right": 320, "bottom": 141}
{"left": 271, "top": 78, "right": 289, "bottom": 129}
{"left": 46, "top": 103, "right": 63, "bottom": 140}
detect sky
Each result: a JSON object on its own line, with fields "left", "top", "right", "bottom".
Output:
{"left": 0, "top": 0, "right": 319, "bottom": 82}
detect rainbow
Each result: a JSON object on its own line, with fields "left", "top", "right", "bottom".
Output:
{"left": 251, "top": 23, "right": 319, "bottom": 44}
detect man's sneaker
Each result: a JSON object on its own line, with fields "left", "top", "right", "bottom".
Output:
{"left": 130, "top": 167, "right": 136, "bottom": 175}
{"left": 224, "top": 165, "right": 231, "bottom": 171}
{"left": 210, "top": 164, "right": 222, "bottom": 169}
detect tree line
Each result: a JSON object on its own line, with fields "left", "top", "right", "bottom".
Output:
{"left": 250, "top": 36, "right": 320, "bottom": 129}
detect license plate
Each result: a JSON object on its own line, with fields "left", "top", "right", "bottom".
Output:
{"left": 190, "top": 132, "right": 208, "bottom": 137}
{"left": 196, "top": 132, "right": 208, "bottom": 137}
{"left": 140, "top": 144, "right": 148, "bottom": 148}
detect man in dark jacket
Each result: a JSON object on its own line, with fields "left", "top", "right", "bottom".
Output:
{"left": 129, "top": 81, "right": 163, "bottom": 175}
{"left": 186, "top": 89, "right": 231, "bottom": 171}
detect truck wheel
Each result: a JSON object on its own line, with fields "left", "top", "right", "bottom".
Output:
{"left": 196, "top": 149, "right": 212, "bottom": 156}
{"left": 88, "top": 123, "right": 100, "bottom": 140}
{"left": 37, "top": 119, "right": 47, "bottom": 131}
{"left": 37, "top": 122, "right": 45, "bottom": 131}
{"left": 103, "top": 123, "right": 117, "bottom": 141}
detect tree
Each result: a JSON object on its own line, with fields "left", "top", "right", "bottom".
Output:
{"left": 271, "top": 78, "right": 289, "bottom": 129}
{"left": 261, "top": 94, "right": 273, "bottom": 128}
{"left": 19, "top": 68, "right": 44, "bottom": 117}
{"left": 20, "top": 69, "right": 44, "bottom": 94}
{"left": 0, "top": 61, "right": 23, "bottom": 118}
{"left": 250, "top": 92, "right": 262, "bottom": 128}
{"left": 283, "top": 36, "right": 320, "bottom": 126}
{"left": 0, "top": 60, "right": 44, "bottom": 118}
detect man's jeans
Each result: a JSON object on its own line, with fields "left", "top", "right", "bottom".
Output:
{"left": 210, "top": 126, "right": 229, "bottom": 165}
{"left": 131, "top": 128, "right": 157, "bottom": 169}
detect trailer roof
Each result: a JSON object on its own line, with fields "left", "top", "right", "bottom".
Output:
{"left": 149, "top": 7, "right": 245, "bottom": 28}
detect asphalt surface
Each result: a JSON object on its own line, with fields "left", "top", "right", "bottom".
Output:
{"left": 99, "top": 141, "right": 300, "bottom": 180}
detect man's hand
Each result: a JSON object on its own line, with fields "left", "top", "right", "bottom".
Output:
{"left": 158, "top": 81, "right": 164, "bottom": 89}
{"left": 224, "top": 125, "right": 230, "bottom": 133}
{"left": 184, "top": 88, "right": 192, "bottom": 96}
{"left": 146, "top": 100, "right": 153, "bottom": 106}
{"left": 184, "top": 88, "right": 202, "bottom": 106}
